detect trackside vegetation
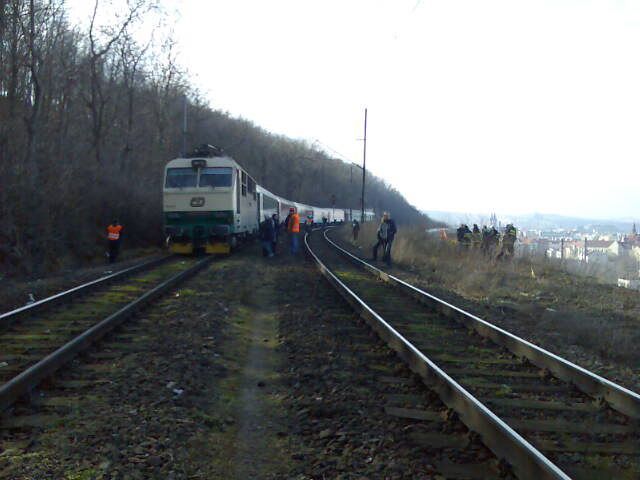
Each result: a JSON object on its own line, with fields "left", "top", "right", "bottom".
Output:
{"left": 0, "top": 0, "right": 436, "bottom": 276}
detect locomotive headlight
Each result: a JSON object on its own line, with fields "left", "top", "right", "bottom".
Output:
{"left": 191, "top": 159, "right": 206, "bottom": 168}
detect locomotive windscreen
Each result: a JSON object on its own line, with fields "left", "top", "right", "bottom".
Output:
{"left": 200, "top": 167, "right": 232, "bottom": 187}
{"left": 166, "top": 168, "right": 197, "bottom": 188}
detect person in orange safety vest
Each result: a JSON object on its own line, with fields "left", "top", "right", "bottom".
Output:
{"left": 107, "top": 220, "right": 123, "bottom": 264}
{"left": 286, "top": 207, "right": 300, "bottom": 254}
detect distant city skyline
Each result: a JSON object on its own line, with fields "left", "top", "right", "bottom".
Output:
{"left": 425, "top": 209, "right": 639, "bottom": 234}
{"left": 425, "top": 209, "right": 639, "bottom": 223}
{"left": 69, "top": 1, "right": 640, "bottom": 218}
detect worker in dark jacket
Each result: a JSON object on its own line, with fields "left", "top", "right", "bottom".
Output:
{"left": 372, "top": 212, "right": 397, "bottom": 266}
{"left": 271, "top": 214, "right": 279, "bottom": 254}
{"left": 259, "top": 215, "right": 276, "bottom": 257}
{"left": 471, "top": 224, "right": 481, "bottom": 250}
{"left": 283, "top": 210, "right": 291, "bottom": 231}
{"left": 487, "top": 226, "right": 499, "bottom": 257}
{"left": 497, "top": 224, "right": 517, "bottom": 260}
{"left": 305, "top": 214, "right": 314, "bottom": 233}
{"left": 456, "top": 224, "right": 472, "bottom": 251}
{"left": 481, "top": 226, "right": 490, "bottom": 255}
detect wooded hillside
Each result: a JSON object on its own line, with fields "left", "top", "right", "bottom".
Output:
{"left": 0, "top": 0, "right": 438, "bottom": 275}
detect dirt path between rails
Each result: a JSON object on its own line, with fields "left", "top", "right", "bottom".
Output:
{"left": 231, "top": 263, "right": 286, "bottom": 479}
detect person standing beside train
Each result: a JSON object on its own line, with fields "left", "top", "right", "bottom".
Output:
{"left": 259, "top": 215, "right": 275, "bottom": 257}
{"left": 106, "top": 220, "right": 123, "bottom": 264}
{"left": 271, "top": 213, "right": 279, "bottom": 254}
{"left": 286, "top": 207, "right": 300, "bottom": 254}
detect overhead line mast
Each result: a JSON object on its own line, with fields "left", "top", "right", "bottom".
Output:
{"left": 361, "top": 108, "right": 367, "bottom": 224}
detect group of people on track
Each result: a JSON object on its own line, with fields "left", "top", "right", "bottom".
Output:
{"left": 259, "top": 207, "right": 316, "bottom": 258}
{"left": 454, "top": 223, "right": 518, "bottom": 259}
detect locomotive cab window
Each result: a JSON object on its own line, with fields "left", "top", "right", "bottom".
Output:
{"left": 241, "top": 171, "right": 247, "bottom": 196}
{"left": 166, "top": 168, "right": 197, "bottom": 188}
{"left": 199, "top": 167, "right": 232, "bottom": 188}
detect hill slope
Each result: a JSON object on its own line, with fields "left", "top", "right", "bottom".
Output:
{"left": 0, "top": 1, "right": 436, "bottom": 275}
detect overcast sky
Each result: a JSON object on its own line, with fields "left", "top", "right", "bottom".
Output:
{"left": 70, "top": 1, "right": 640, "bottom": 219}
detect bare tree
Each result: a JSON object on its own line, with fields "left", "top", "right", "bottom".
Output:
{"left": 85, "top": 0, "right": 150, "bottom": 167}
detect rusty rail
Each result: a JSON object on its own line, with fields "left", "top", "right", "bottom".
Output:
{"left": 0, "top": 256, "right": 213, "bottom": 413}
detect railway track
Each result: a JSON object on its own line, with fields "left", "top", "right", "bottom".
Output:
{"left": 0, "top": 256, "right": 213, "bottom": 414}
{"left": 307, "top": 228, "right": 640, "bottom": 480}
{"left": 283, "top": 268, "right": 517, "bottom": 479}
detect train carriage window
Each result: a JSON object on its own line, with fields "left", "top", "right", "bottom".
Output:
{"left": 263, "top": 195, "right": 278, "bottom": 211}
{"left": 199, "top": 167, "right": 232, "bottom": 187}
{"left": 165, "top": 168, "right": 197, "bottom": 188}
{"left": 248, "top": 177, "right": 256, "bottom": 200}
{"left": 241, "top": 171, "right": 247, "bottom": 196}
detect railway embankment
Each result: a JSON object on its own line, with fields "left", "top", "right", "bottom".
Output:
{"left": 334, "top": 224, "right": 640, "bottom": 394}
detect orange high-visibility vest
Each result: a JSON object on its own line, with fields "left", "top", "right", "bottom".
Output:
{"left": 107, "top": 224, "right": 123, "bottom": 241}
{"left": 289, "top": 214, "right": 300, "bottom": 233}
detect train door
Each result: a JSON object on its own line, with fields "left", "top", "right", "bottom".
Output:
{"left": 256, "top": 192, "right": 262, "bottom": 226}
{"left": 236, "top": 169, "right": 241, "bottom": 215}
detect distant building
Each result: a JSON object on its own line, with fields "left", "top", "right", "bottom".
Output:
{"left": 563, "top": 239, "right": 622, "bottom": 262}
{"left": 618, "top": 278, "right": 640, "bottom": 290}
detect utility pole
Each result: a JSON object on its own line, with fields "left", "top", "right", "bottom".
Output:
{"left": 583, "top": 237, "right": 587, "bottom": 262}
{"left": 182, "top": 95, "right": 188, "bottom": 156}
{"left": 361, "top": 107, "right": 367, "bottom": 224}
{"left": 331, "top": 194, "right": 336, "bottom": 221}
{"left": 349, "top": 164, "right": 353, "bottom": 221}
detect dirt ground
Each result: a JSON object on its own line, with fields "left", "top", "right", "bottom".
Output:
{"left": 1, "top": 240, "right": 507, "bottom": 479}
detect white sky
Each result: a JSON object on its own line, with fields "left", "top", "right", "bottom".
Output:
{"left": 69, "top": 1, "right": 640, "bottom": 219}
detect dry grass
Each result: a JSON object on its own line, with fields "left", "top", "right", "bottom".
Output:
{"left": 338, "top": 223, "right": 640, "bottom": 376}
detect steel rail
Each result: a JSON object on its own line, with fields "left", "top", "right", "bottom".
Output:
{"left": 0, "top": 256, "right": 213, "bottom": 413}
{"left": 305, "top": 231, "right": 570, "bottom": 480}
{"left": 0, "top": 255, "right": 173, "bottom": 329}
{"left": 323, "top": 228, "right": 640, "bottom": 419}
